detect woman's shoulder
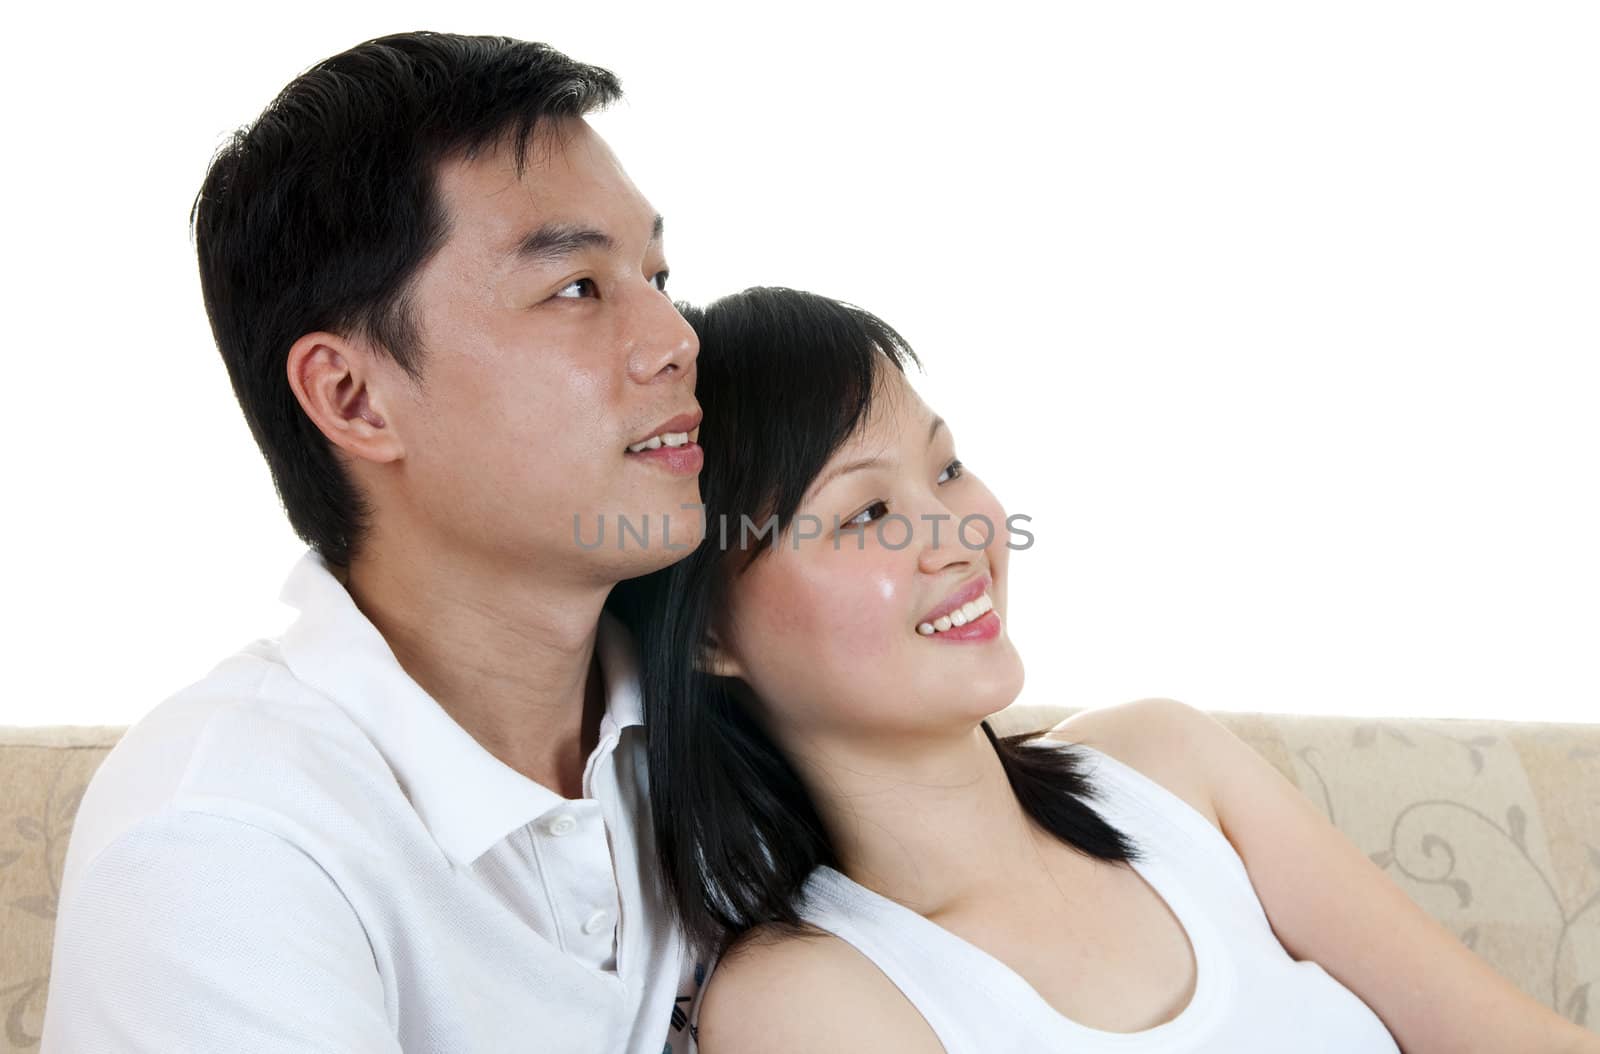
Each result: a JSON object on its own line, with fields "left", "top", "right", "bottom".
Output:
{"left": 1037, "top": 697, "right": 1225, "bottom": 835}
{"left": 695, "top": 922, "right": 944, "bottom": 1054}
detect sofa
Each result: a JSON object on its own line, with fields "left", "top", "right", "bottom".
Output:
{"left": 3, "top": 705, "right": 1597, "bottom": 1049}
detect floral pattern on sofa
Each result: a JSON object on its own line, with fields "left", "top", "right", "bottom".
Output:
{"left": 1, "top": 729, "right": 122, "bottom": 1050}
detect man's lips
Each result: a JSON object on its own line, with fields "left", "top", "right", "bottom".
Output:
{"left": 626, "top": 409, "right": 703, "bottom": 450}
{"left": 624, "top": 441, "right": 703, "bottom": 475}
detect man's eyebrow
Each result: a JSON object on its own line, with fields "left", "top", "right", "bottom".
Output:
{"left": 508, "top": 213, "right": 665, "bottom": 264}
{"left": 510, "top": 223, "right": 611, "bottom": 263}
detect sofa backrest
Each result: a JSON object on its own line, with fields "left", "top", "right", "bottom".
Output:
{"left": 3, "top": 709, "right": 1597, "bottom": 1048}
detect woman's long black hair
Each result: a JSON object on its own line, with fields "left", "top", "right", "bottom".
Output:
{"left": 606, "top": 287, "right": 1145, "bottom": 960}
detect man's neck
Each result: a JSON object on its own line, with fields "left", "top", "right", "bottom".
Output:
{"left": 342, "top": 538, "right": 612, "bottom": 799}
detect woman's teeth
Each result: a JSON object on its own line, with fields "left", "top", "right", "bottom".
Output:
{"left": 627, "top": 429, "right": 695, "bottom": 454}
{"left": 916, "top": 591, "right": 994, "bottom": 635}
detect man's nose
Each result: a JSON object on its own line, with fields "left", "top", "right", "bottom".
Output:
{"left": 626, "top": 288, "right": 699, "bottom": 384}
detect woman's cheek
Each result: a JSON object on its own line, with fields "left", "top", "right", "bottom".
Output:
{"left": 985, "top": 512, "right": 1012, "bottom": 600}
{"left": 966, "top": 488, "right": 1011, "bottom": 579}
{"left": 744, "top": 564, "right": 888, "bottom": 671}
{"left": 820, "top": 563, "right": 903, "bottom": 664}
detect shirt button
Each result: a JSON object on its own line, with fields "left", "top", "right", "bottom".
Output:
{"left": 581, "top": 909, "right": 611, "bottom": 935}
{"left": 545, "top": 814, "right": 578, "bottom": 837}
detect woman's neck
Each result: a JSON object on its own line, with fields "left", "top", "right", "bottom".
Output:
{"left": 791, "top": 723, "right": 1051, "bottom": 915}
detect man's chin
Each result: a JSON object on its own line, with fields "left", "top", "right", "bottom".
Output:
{"left": 634, "top": 545, "right": 699, "bottom": 578}
{"left": 638, "top": 521, "right": 707, "bottom": 568}
{"left": 574, "top": 516, "right": 707, "bottom": 581}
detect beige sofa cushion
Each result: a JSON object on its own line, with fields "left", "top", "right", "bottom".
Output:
{"left": 3, "top": 708, "right": 1596, "bottom": 1048}
{"left": 2, "top": 727, "right": 123, "bottom": 1050}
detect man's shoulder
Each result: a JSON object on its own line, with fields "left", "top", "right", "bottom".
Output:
{"left": 65, "top": 640, "right": 395, "bottom": 888}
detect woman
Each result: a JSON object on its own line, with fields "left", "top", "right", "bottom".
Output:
{"left": 606, "top": 288, "right": 1550, "bottom": 1052}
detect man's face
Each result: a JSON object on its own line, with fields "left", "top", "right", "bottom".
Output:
{"left": 391, "top": 117, "right": 703, "bottom": 582}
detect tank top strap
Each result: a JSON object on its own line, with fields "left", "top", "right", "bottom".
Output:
{"left": 797, "top": 866, "right": 1053, "bottom": 1051}
{"left": 1030, "top": 737, "right": 1260, "bottom": 900}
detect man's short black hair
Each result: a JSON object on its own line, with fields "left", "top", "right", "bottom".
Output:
{"left": 190, "top": 31, "right": 622, "bottom": 566}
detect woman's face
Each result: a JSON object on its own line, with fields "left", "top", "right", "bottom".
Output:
{"left": 709, "top": 366, "right": 1025, "bottom": 744}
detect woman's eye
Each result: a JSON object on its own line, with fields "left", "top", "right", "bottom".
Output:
{"left": 844, "top": 500, "right": 890, "bottom": 529}
{"left": 937, "top": 458, "right": 965, "bottom": 484}
{"left": 651, "top": 270, "right": 670, "bottom": 292}
{"left": 553, "top": 278, "right": 598, "bottom": 300}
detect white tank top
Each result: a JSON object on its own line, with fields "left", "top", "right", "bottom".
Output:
{"left": 793, "top": 742, "right": 1402, "bottom": 1052}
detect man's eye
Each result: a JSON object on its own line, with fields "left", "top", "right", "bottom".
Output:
{"left": 651, "top": 270, "right": 670, "bottom": 292}
{"left": 554, "top": 278, "right": 598, "bottom": 299}
{"left": 844, "top": 500, "right": 890, "bottom": 529}
{"left": 938, "top": 458, "right": 965, "bottom": 484}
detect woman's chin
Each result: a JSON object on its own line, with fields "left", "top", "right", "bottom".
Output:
{"left": 929, "top": 652, "right": 1026, "bottom": 725}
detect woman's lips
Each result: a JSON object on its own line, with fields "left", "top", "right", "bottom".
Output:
{"left": 923, "top": 607, "right": 1001, "bottom": 643}
{"left": 916, "top": 572, "right": 1001, "bottom": 643}
{"left": 918, "top": 573, "right": 992, "bottom": 626}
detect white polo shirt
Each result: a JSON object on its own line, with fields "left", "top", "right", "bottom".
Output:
{"left": 43, "top": 549, "right": 703, "bottom": 1053}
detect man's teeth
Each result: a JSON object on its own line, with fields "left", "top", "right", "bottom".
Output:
{"left": 916, "top": 591, "right": 994, "bottom": 635}
{"left": 627, "top": 430, "right": 692, "bottom": 454}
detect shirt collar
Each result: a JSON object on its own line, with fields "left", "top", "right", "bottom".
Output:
{"left": 275, "top": 548, "right": 644, "bottom": 867}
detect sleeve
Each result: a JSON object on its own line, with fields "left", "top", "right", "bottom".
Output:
{"left": 41, "top": 809, "right": 402, "bottom": 1053}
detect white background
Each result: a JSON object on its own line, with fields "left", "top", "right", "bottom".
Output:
{"left": 2, "top": 2, "right": 1594, "bottom": 726}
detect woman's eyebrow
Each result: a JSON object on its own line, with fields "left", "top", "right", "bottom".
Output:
{"left": 805, "top": 456, "right": 883, "bottom": 505}
{"left": 805, "top": 416, "right": 950, "bottom": 504}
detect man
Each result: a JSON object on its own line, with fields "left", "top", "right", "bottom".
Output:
{"left": 43, "top": 31, "right": 705, "bottom": 1052}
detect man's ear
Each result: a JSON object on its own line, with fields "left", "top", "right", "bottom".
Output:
{"left": 695, "top": 628, "right": 746, "bottom": 680}
{"left": 286, "top": 330, "right": 406, "bottom": 465}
